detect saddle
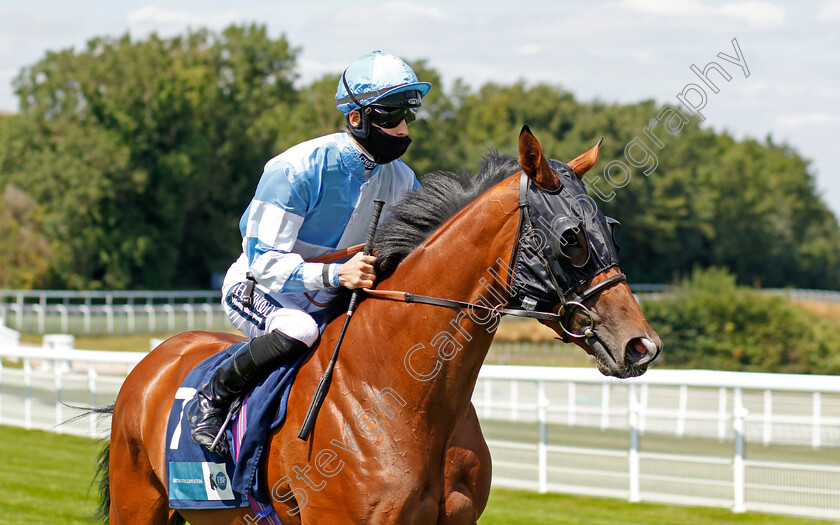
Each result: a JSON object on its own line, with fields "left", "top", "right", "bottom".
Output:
{"left": 165, "top": 346, "right": 307, "bottom": 509}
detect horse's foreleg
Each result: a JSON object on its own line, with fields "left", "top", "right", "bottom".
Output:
{"left": 440, "top": 404, "right": 492, "bottom": 525}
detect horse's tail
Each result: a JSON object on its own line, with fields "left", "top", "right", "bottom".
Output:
{"left": 86, "top": 405, "right": 114, "bottom": 523}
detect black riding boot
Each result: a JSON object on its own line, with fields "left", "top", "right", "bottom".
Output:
{"left": 186, "top": 330, "right": 309, "bottom": 454}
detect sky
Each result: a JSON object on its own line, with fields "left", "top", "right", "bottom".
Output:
{"left": 1, "top": 1, "right": 839, "bottom": 216}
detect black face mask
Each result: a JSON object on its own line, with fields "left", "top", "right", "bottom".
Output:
{"left": 354, "top": 125, "right": 412, "bottom": 165}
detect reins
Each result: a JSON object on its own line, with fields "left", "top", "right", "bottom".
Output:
{"left": 298, "top": 168, "right": 627, "bottom": 440}
{"left": 360, "top": 287, "right": 564, "bottom": 322}
{"left": 356, "top": 172, "right": 627, "bottom": 341}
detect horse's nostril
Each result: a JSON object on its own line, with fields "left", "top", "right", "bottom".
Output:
{"left": 626, "top": 337, "right": 657, "bottom": 366}
{"left": 631, "top": 339, "right": 647, "bottom": 355}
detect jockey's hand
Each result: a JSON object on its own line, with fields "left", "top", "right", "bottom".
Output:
{"left": 338, "top": 253, "right": 376, "bottom": 289}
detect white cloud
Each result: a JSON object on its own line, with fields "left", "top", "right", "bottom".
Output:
{"left": 719, "top": 2, "right": 785, "bottom": 27}
{"left": 817, "top": 0, "right": 840, "bottom": 21}
{"left": 517, "top": 45, "right": 543, "bottom": 56}
{"left": 631, "top": 50, "right": 666, "bottom": 65}
{"left": 774, "top": 112, "right": 839, "bottom": 129}
{"left": 736, "top": 80, "right": 768, "bottom": 96}
{"left": 619, "top": 0, "right": 785, "bottom": 28}
{"left": 382, "top": 2, "right": 445, "bottom": 21}
{"left": 619, "top": 0, "right": 704, "bottom": 16}
{"left": 125, "top": 6, "right": 243, "bottom": 39}
{"left": 296, "top": 58, "right": 347, "bottom": 86}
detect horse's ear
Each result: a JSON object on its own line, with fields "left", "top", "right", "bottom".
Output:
{"left": 518, "top": 125, "right": 560, "bottom": 191}
{"left": 567, "top": 137, "right": 604, "bottom": 178}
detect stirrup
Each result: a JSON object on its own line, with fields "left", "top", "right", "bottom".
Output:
{"left": 208, "top": 396, "right": 243, "bottom": 455}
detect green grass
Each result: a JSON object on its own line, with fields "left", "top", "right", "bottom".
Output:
{"left": 478, "top": 488, "right": 834, "bottom": 524}
{"left": 0, "top": 425, "right": 103, "bottom": 524}
{"left": 0, "top": 425, "right": 834, "bottom": 525}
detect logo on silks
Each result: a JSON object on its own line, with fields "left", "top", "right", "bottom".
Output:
{"left": 212, "top": 471, "right": 228, "bottom": 491}
{"left": 169, "top": 462, "right": 235, "bottom": 501}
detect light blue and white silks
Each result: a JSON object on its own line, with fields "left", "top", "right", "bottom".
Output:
{"left": 222, "top": 131, "right": 419, "bottom": 345}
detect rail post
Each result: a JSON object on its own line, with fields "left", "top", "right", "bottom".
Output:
{"left": 163, "top": 304, "right": 175, "bottom": 333}
{"left": 718, "top": 387, "right": 728, "bottom": 441}
{"left": 15, "top": 292, "right": 23, "bottom": 330}
{"left": 567, "top": 381, "right": 576, "bottom": 426}
{"left": 628, "top": 383, "right": 640, "bottom": 502}
{"left": 537, "top": 380, "right": 548, "bottom": 493}
{"left": 812, "top": 392, "right": 822, "bottom": 450}
{"left": 57, "top": 304, "right": 68, "bottom": 333}
{"left": 201, "top": 303, "right": 214, "bottom": 329}
{"left": 145, "top": 304, "right": 156, "bottom": 332}
{"left": 676, "top": 384, "right": 688, "bottom": 438}
{"left": 763, "top": 389, "right": 772, "bottom": 446}
{"left": 23, "top": 357, "right": 32, "bottom": 429}
{"left": 733, "top": 387, "right": 747, "bottom": 513}
{"left": 600, "top": 382, "right": 610, "bottom": 430}
{"left": 123, "top": 305, "right": 135, "bottom": 333}
{"left": 55, "top": 360, "right": 63, "bottom": 433}
{"left": 88, "top": 362, "right": 98, "bottom": 436}
{"left": 510, "top": 380, "right": 518, "bottom": 421}
{"left": 81, "top": 303, "right": 91, "bottom": 334}
{"left": 183, "top": 304, "right": 195, "bottom": 331}
{"left": 105, "top": 295, "right": 114, "bottom": 334}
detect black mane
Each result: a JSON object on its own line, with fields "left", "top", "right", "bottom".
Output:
{"left": 374, "top": 151, "right": 521, "bottom": 276}
{"left": 323, "top": 151, "right": 521, "bottom": 318}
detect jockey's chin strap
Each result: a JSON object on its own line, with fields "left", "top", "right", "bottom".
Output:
{"left": 361, "top": 172, "right": 627, "bottom": 342}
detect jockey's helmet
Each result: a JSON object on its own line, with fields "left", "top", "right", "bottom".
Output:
{"left": 335, "top": 51, "right": 431, "bottom": 115}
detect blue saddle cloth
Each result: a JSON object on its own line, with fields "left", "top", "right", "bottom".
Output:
{"left": 165, "top": 342, "right": 307, "bottom": 509}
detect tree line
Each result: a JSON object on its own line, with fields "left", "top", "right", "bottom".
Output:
{"left": 1, "top": 24, "right": 839, "bottom": 291}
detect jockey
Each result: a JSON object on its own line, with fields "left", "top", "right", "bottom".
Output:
{"left": 187, "top": 50, "right": 431, "bottom": 453}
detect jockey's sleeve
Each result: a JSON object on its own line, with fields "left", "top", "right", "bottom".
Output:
{"left": 240, "top": 162, "right": 338, "bottom": 294}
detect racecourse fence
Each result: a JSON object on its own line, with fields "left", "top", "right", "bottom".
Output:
{"left": 0, "top": 340, "right": 838, "bottom": 520}
{"left": 3, "top": 286, "right": 838, "bottom": 336}
{"left": 0, "top": 289, "right": 229, "bottom": 334}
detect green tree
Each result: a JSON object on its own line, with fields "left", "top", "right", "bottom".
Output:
{"left": 3, "top": 32, "right": 840, "bottom": 293}
{"left": 0, "top": 114, "right": 137, "bottom": 288}
{"left": 0, "top": 184, "right": 50, "bottom": 288}
{"left": 642, "top": 267, "right": 840, "bottom": 373}
{"left": 11, "top": 24, "right": 299, "bottom": 288}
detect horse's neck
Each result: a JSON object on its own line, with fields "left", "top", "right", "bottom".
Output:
{"left": 374, "top": 175, "right": 521, "bottom": 413}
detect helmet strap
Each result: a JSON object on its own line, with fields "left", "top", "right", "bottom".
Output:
{"left": 342, "top": 69, "right": 370, "bottom": 138}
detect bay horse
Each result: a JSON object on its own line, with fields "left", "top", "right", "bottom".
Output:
{"left": 99, "top": 127, "right": 661, "bottom": 524}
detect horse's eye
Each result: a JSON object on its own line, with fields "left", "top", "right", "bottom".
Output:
{"left": 550, "top": 221, "right": 590, "bottom": 269}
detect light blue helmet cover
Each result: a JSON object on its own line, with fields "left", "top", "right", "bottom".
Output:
{"left": 335, "top": 50, "right": 432, "bottom": 114}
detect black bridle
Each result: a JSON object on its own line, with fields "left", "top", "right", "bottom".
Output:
{"left": 300, "top": 168, "right": 627, "bottom": 440}
{"left": 362, "top": 171, "right": 626, "bottom": 342}
{"left": 515, "top": 171, "right": 626, "bottom": 342}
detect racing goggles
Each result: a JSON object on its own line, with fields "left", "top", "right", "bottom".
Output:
{"left": 367, "top": 106, "right": 417, "bottom": 128}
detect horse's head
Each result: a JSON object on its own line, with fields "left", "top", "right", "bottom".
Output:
{"left": 513, "top": 126, "right": 662, "bottom": 378}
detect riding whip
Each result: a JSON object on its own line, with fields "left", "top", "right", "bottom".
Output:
{"left": 298, "top": 198, "right": 385, "bottom": 440}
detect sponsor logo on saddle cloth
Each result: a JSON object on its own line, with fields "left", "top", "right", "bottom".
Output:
{"left": 168, "top": 461, "right": 235, "bottom": 501}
